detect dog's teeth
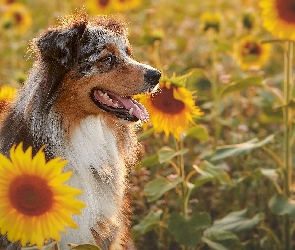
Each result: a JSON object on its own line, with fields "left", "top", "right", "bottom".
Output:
{"left": 129, "top": 108, "right": 134, "bottom": 115}
{"left": 114, "top": 103, "right": 119, "bottom": 108}
{"left": 103, "top": 93, "right": 113, "bottom": 102}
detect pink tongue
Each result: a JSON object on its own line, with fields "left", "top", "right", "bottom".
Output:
{"left": 93, "top": 90, "right": 149, "bottom": 122}
{"left": 117, "top": 96, "right": 149, "bottom": 122}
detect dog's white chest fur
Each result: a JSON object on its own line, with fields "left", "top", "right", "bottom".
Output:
{"left": 59, "top": 116, "right": 127, "bottom": 248}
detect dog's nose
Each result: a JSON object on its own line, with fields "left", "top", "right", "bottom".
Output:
{"left": 144, "top": 69, "right": 161, "bottom": 87}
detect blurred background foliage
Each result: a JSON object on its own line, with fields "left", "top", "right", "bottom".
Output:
{"left": 0, "top": 0, "right": 292, "bottom": 249}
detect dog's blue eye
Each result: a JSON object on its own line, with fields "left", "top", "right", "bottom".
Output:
{"left": 101, "top": 55, "right": 113, "bottom": 65}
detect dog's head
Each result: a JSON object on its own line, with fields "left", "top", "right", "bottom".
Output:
{"left": 35, "top": 13, "right": 161, "bottom": 124}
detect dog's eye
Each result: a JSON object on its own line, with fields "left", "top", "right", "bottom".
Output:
{"left": 100, "top": 55, "right": 113, "bottom": 65}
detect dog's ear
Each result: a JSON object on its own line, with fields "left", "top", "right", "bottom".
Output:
{"left": 37, "top": 22, "right": 87, "bottom": 68}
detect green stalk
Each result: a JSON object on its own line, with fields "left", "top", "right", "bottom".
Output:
{"left": 210, "top": 33, "right": 220, "bottom": 145}
{"left": 283, "top": 41, "right": 293, "bottom": 250}
{"left": 179, "top": 139, "right": 187, "bottom": 218}
{"left": 175, "top": 139, "right": 189, "bottom": 250}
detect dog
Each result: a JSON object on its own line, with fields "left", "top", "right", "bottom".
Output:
{"left": 0, "top": 11, "right": 160, "bottom": 250}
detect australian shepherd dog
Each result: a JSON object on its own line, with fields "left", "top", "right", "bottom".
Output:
{"left": 0, "top": 12, "right": 160, "bottom": 250}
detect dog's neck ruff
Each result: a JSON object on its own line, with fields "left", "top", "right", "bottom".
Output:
{"left": 58, "top": 115, "right": 128, "bottom": 248}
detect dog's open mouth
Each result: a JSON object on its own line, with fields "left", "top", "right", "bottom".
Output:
{"left": 91, "top": 88, "right": 149, "bottom": 122}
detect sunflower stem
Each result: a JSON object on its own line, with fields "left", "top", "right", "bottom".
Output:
{"left": 174, "top": 138, "right": 189, "bottom": 220}
{"left": 283, "top": 40, "right": 293, "bottom": 250}
{"left": 209, "top": 31, "right": 220, "bottom": 146}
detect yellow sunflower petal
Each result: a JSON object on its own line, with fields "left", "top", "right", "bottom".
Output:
{"left": 0, "top": 143, "right": 85, "bottom": 247}
{"left": 260, "top": 0, "right": 295, "bottom": 40}
{"left": 49, "top": 171, "right": 73, "bottom": 186}
{"left": 139, "top": 78, "right": 202, "bottom": 140}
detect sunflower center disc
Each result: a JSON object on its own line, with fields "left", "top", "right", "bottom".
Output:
{"left": 151, "top": 86, "right": 185, "bottom": 114}
{"left": 9, "top": 175, "right": 53, "bottom": 216}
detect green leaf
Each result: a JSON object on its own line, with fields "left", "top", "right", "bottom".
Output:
{"left": 22, "top": 242, "right": 58, "bottom": 250}
{"left": 210, "top": 134, "right": 275, "bottom": 162}
{"left": 158, "top": 147, "right": 189, "bottom": 164}
{"left": 209, "top": 209, "right": 263, "bottom": 233}
{"left": 202, "top": 237, "right": 229, "bottom": 250}
{"left": 274, "top": 98, "right": 295, "bottom": 110}
{"left": 137, "top": 127, "right": 155, "bottom": 140}
{"left": 185, "top": 125, "right": 209, "bottom": 141}
{"left": 219, "top": 76, "right": 263, "bottom": 98}
{"left": 168, "top": 212, "right": 211, "bottom": 247}
{"left": 68, "top": 244, "right": 102, "bottom": 250}
{"left": 132, "top": 210, "right": 163, "bottom": 239}
{"left": 269, "top": 193, "right": 295, "bottom": 219}
{"left": 144, "top": 177, "right": 182, "bottom": 202}
{"left": 195, "top": 161, "right": 231, "bottom": 186}
{"left": 194, "top": 176, "right": 215, "bottom": 189}
{"left": 254, "top": 168, "right": 279, "bottom": 184}
{"left": 259, "top": 168, "right": 278, "bottom": 179}
{"left": 203, "top": 230, "right": 242, "bottom": 250}
{"left": 135, "top": 154, "right": 159, "bottom": 169}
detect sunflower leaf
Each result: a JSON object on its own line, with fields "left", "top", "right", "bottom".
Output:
{"left": 210, "top": 134, "right": 275, "bottom": 162}
{"left": 202, "top": 230, "right": 241, "bottom": 250}
{"left": 67, "top": 243, "right": 102, "bottom": 250}
{"left": 194, "top": 161, "right": 231, "bottom": 186}
{"left": 158, "top": 147, "right": 189, "bottom": 163}
{"left": 144, "top": 177, "right": 182, "bottom": 202}
{"left": 167, "top": 212, "right": 211, "bottom": 246}
{"left": 185, "top": 124, "right": 209, "bottom": 141}
{"left": 269, "top": 193, "right": 295, "bottom": 219}
{"left": 208, "top": 209, "right": 263, "bottom": 233}
{"left": 21, "top": 242, "right": 58, "bottom": 250}
{"left": 219, "top": 76, "right": 263, "bottom": 99}
{"left": 132, "top": 209, "right": 163, "bottom": 239}
{"left": 135, "top": 153, "right": 159, "bottom": 169}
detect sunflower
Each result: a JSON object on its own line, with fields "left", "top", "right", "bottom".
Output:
{"left": 0, "top": 85, "right": 17, "bottom": 101}
{"left": 0, "top": 0, "right": 16, "bottom": 5}
{"left": 85, "top": 0, "right": 115, "bottom": 14}
{"left": 0, "top": 85, "right": 17, "bottom": 111}
{"left": 200, "top": 12, "right": 221, "bottom": 33}
{"left": 0, "top": 3, "right": 32, "bottom": 34}
{"left": 85, "top": 0, "right": 141, "bottom": 13}
{"left": 0, "top": 143, "right": 86, "bottom": 248}
{"left": 139, "top": 76, "right": 202, "bottom": 141}
{"left": 260, "top": 0, "right": 295, "bottom": 40}
{"left": 234, "top": 35, "right": 271, "bottom": 70}
{"left": 113, "top": 0, "right": 142, "bottom": 12}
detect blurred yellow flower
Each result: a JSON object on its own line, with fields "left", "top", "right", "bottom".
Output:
{"left": 200, "top": 12, "right": 221, "bottom": 33}
{"left": 0, "top": 0, "right": 16, "bottom": 5}
{"left": 0, "top": 85, "right": 17, "bottom": 112}
{"left": 139, "top": 77, "right": 202, "bottom": 141}
{"left": 0, "top": 85, "right": 17, "bottom": 102}
{"left": 234, "top": 36, "right": 271, "bottom": 70}
{"left": 113, "top": 0, "right": 142, "bottom": 12}
{"left": 85, "top": 0, "right": 114, "bottom": 14}
{"left": 0, "top": 143, "right": 86, "bottom": 248}
{"left": 0, "top": 3, "right": 32, "bottom": 34}
{"left": 86, "top": 0, "right": 141, "bottom": 14}
{"left": 260, "top": 0, "right": 295, "bottom": 40}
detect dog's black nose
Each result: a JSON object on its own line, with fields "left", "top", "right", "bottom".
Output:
{"left": 144, "top": 69, "right": 161, "bottom": 86}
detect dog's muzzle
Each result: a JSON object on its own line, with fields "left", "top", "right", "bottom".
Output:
{"left": 90, "top": 66, "right": 161, "bottom": 123}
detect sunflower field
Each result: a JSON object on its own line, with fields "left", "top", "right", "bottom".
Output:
{"left": 1, "top": 0, "right": 295, "bottom": 249}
